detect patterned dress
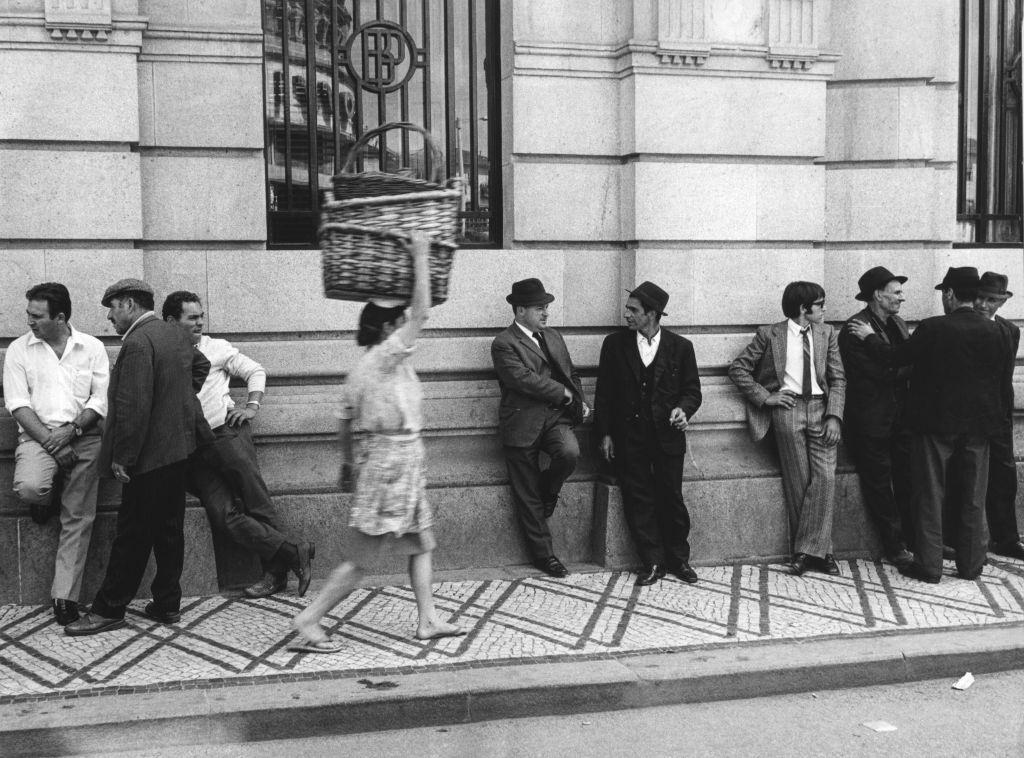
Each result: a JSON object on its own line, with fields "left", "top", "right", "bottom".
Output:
{"left": 341, "top": 332, "right": 433, "bottom": 537}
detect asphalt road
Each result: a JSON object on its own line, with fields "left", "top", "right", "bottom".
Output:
{"left": 107, "top": 669, "right": 1024, "bottom": 758}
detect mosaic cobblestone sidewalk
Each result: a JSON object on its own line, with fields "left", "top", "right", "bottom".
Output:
{"left": 2, "top": 556, "right": 1023, "bottom": 704}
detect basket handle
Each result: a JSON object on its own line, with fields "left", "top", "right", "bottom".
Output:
{"left": 340, "top": 121, "right": 444, "bottom": 184}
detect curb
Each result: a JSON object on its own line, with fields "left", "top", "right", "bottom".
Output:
{"left": 4, "top": 623, "right": 1023, "bottom": 756}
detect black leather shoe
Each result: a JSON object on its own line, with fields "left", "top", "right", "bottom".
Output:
{"left": 635, "top": 565, "right": 665, "bottom": 586}
{"left": 65, "top": 611, "right": 126, "bottom": 636}
{"left": 942, "top": 545, "right": 956, "bottom": 560}
{"left": 666, "top": 562, "right": 698, "bottom": 584}
{"left": 243, "top": 573, "right": 288, "bottom": 599}
{"left": 815, "top": 554, "right": 841, "bottom": 576}
{"left": 992, "top": 540, "right": 1024, "bottom": 561}
{"left": 291, "top": 542, "right": 316, "bottom": 597}
{"left": 52, "top": 599, "right": 79, "bottom": 626}
{"left": 789, "top": 553, "right": 811, "bottom": 576}
{"left": 898, "top": 562, "right": 941, "bottom": 584}
{"left": 533, "top": 556, "right": 569, "bottom": 578}
{"left": 143, "top": 602, "right": 181, "bottom": 624}
{"left": 887, "top": 548, "right": 915, "bottom": 568}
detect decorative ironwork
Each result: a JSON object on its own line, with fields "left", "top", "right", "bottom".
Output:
{"left": 340, "top": 19, "right": 426, "bottom": 94}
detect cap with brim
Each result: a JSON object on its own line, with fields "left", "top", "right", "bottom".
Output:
{"left": 506, "top": 278, "right": 555, "bottom": 307}
{"left": 977, "top": 271, "right": 1013, "bottom": 299}
{"left": 626, "top": 281, "right": 669, "bottom": 317}
{"left": 101, "top": 278, "right": 154, "bottom": 307}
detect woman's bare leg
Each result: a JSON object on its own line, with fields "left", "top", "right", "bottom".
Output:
{"left": 292, "top": 561, "right": 362, "bottom": 642}
{"left": 409, "top": 551, "right": 465, "bottom": 639}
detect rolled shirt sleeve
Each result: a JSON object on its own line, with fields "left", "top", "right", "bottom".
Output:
{"left": 2, "top": 339, "right": 32, "bottom": 414}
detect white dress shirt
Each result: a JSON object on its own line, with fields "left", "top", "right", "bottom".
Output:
{"left": 3, "top": 325, "right": 109, "bottom": 430}
{"left": 781, "top": 319, "right": 824, "bottom": 396}
{"left": 637, "top": 328, "right": 661, "bottom": 367}
{"left": 196, "top": 335, "right": 267, "bottom": 429}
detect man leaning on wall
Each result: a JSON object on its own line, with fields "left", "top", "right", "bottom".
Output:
{"left": 3, "top": 283, "right": 109, "bottom": 626}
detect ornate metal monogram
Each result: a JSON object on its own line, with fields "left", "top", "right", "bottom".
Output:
{"left": 339, "top": 19, "right": 426, "bottom": 94}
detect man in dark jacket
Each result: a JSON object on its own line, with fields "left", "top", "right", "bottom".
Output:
{"left": 838, "top": 267, "right": 914, "bottom": 568}
{"left": 849, "top": 267, "right": 1011, "bottom": 583}
{"left": 491, "top": 278, "right": 589, "bottom": 578}
{"left": 595, "top": 282, "right": 702, "bottom": 586}
{"left": 67, "top": 279, "right": 209, "bottom": 635}
{"left": 973, "top": 272, "right": 1024, "bottom": 560}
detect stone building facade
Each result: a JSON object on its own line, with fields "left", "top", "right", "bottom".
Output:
{"left": 1, "top": 0, "right": 1021, "bottom": 603}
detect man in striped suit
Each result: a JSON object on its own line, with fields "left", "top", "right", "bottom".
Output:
{"left": 728, "top": 282, "right": 846, "bottom": 577}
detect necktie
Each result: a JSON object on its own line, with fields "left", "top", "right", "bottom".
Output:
{"left": 801, "top": 326, "right": 812, "bottom": 398}
{"left": 533, "top": 331, "right": 553, "bottom": 365}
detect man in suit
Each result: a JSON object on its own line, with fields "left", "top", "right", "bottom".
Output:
{"left": 973, "top": 272, "right": 1024, "bottom": 561}
{"left": 491, "top": 278, "right": 588, "bottom": 578}
{"left": 66, "top": 279, "right": 209, "bottom": 635}
{"left": 594, "top": 282, "right": 702, "bottom": 586}
{"left": 838, "top": 267, "right": 914, "bottom": 568}
{"left": 849, "top": 267, "right": 1010, "bottom": 582}
{"left": 728, "top": 282, "right": 846, "bottom": 577}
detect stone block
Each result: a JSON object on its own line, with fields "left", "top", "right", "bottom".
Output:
{"left": 592, "top": 483, "right": 639, "bottom": 569}
{"left": 0, "top": 150, "right": 142, "bottom": 240}
{"left": 513, "top": 162, "right": 622, "bottom": 241}
{"left": 0, "top": 252, "right": 46, "bottom": 334}
{"left": 142, "top": 249, "right": 209, "bottom": 323}
{"left": 140, "top": 155, "right": 265, "bottom": 241}
{"left": 513, "top": 0, "right": 626, "bottom": 45}
{"left": 755, "top": 164, "right": 825, "bottom": 240}
{"left": 896, "top": 84, "right": 936, "bottom": 160}
{"left": 0, "top": 50, "right": 139, "bottom": 142}
{"left": 931, "top": 86, "right": 958, "bottom": 163}
{"left": 825, "top": 166, "right": 942, "bottom": 242}
{"left": 513, "top": 76, "right": 619, "bottom": 155}
{"left": 141, "top": 61, "right": 263, "bottom": 148}
{"left": 823, "top": 246, "right": 943, "bottom": 324}
{"left": 0, "top": 518, "right": 19, "bottom": 601}
{"left": 142, "top": 0, "right": 261, "bottom": 31}
{"left": 44, "top": 249, "right": 144, "bottom": 336}
{"left": 633, "top": 248, "right": 696, "bottom": 325}
{"left": 633, "top": 162, "right": 756, "bottom": 240}
{"left": 633, "top": 75, "right": 825, "bottom": 157}
{"left": 826, "top": 86, "right": 900, "bottom": 162}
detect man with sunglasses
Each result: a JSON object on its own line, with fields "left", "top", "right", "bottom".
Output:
{"left": 729, "top": 282, "right": 846, "bottom": 577}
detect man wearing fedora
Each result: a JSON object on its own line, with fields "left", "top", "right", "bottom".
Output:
{"left": 973, "top": 272, "right": 1024, "bottom": 561}
{"left": 67, "top": 279, "right": 210, "bottom": 635}
{"left": 594, "top": 282, "right": 702, "bottom": 586}
{"left": 491, "top": 278, "right": 588, "bottom": 578}
{"left": 850, "top": 267, "right": 1011, "bottom": 582}
{"left": 729, "top": 282, "right": 845, "bottom": 578}
{"left": 838, "top": 267, "right": 914, "bottom": 568}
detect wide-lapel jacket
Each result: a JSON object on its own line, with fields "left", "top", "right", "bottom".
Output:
{"left": 995, "top": 314, "right": 1020, "bottom": 428}
{"left": 98, "top": 316, "right": 209, "bottom": 476}
{"left": 593, "top": 328, "right": 701, "bottom": 455}
{"left": 838, "top": 307, "right": 910, "bottom": 436}
{"left": 491, "top": 323, "right": 586, "bottom": 448}
{"left": 728, "top": 320, "right": 846, "bottom": 442}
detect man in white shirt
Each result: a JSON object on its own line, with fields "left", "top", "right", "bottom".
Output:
{"left": 3, "top": 283, "right": 109, "bottom": 626}
{"left": 162, "top": 291, "right": 313, "bottom": 598}
{"left": 729, "top": 282, "right": 846, "bottom": 577}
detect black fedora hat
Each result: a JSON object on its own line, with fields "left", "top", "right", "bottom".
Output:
{"left": 855, "top": 266, "right": 907, "bottom": 302}
{"left": 506, "top": 278, "right": 555, "bottom": 307}
{"left": 626, "top": 281, "right": 669, "bottom": 316}
{"left": 934, "top": 266, "right": 980, "bottom": 291}
{"left": 978, "top": 271, "right": 1013, "bottom": 299}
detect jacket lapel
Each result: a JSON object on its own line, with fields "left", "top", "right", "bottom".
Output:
{"left": 770, "top": 322, "right": 787, "bottom": 385}
{"left": 651, "top": 330, "right": 668, "bottom": 388}
{"left": 813, "top": 322, "right": 827, "bottom": 383}
{"left": 625, "top": 332, "right": 645, "bottom": 383}
{"left": 511, "top": 323, "right": 545, "bottom": 362}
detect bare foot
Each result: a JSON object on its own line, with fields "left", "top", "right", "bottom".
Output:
{"left": 291, "top": 617, "right": 329, "bottom": 644}
{"left": 415, "top": 619, "right": 467, "bottom": 640}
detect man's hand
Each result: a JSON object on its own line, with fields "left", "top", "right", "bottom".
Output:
{"left": 581, "top": 401, "right": 592, "bottom": 421}
{"left": 405, "top": 231, "right": 430, "bottom": 259}
{"left": 42, "top": 424, "right": 75, "bottom": 455}
{"left": 821, "top": 417, "right": 842, "bottom": 446}
{"left": 562, "top": 387, "right": 573, "bottom": 405}
{"left": 600, "top": 435, "right": 615, "bottom": 462}
{"left": 225, "top": 406, "right": 257, "bottom": 427}
{"left": 764, "top": 391, "right": 797, "bottom": 408}
{"left": 53, "top": 445, "right": 78, "bottom": 470}
{"left": 847, "top": 320, "right": 873, "bottom": 341}
{"left": 669, "top": 407, "right": 688, "bottom": 431}
{"left": 111, "top": 462, "right": 131, "bottom": 484}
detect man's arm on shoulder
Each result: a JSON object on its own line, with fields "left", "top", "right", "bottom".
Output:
{"left": 491, "top": 334, "right": 564, "bottom": 405}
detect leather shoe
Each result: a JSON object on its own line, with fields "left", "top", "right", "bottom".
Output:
{"left": 992, "top": 540, "right": 1024, "bottom": 561}
{"left": 666, "top": 562, "right": 698, "bottom": 584}
{"left": 291, "top": 541, "right": 316, "bottom": 598}
{"left": 533, "top": 555, "right": 569, "bottom": 578}
{"left": 143, "top": 602, "right": 181, "bottom": 624}
{"left": 635, "top": 565, "right": 665, "bottom": 586}
{"left": 789, "top": 553, "right": 811, "bottom": 576}
{"left": 887, "top": 548, "right": 915, "bottom": 568}
{"left": 52, "top": 599, "right": 79, "bottom": 626}
{"left": 65, "top": 611, "right": 126, "bottom": 637}
{"left": 942, "top": 545, "right": 956, "bottom": 560}
{"left": 243, "top": 573, "right": 288, "bottom": 599}
{"left": 898, "top": 562, "right": 941, "bottom": 584}
{"left": 815, "top": 554, "right": 841, "bottom": 576}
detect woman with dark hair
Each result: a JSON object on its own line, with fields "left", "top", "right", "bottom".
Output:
{"left": 289, "top": 233, "right": 465, "bottom": 652}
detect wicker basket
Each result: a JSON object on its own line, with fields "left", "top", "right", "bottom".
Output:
{"left": 319, "top": 122, "right": 461, "bottom": 303}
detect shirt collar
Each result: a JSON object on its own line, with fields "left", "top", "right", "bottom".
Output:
{"left": 514, "top": 320, "right": 538, "bottom": 339}
{"left": 121, "top": 311, "right": 155, "bottom": 341}
{"left": 788, "top": 318, "right": 810, "bottom": 335}
{"left": 636, "top": 328, "right": 661, "bottom": 347}
{"left": 25, "top": 324, "right": 81, "bottom": 348}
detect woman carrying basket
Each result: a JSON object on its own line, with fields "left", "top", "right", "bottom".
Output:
{"left": 290, "top": 232, "right": 466, "bottom": 652}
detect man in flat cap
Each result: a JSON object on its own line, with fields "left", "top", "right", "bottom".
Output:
{"left": 595, "top": 282, "right": 702, "bottom": 586}
{"left": 491, "top": 278, "right": 588, "bottom": 578}
{"left": 67, "top": 279, "right": 210, "bottom": 635}
{"left": 838, "top": 267, "right": 914, "bottom": 568}
{"left": 729, "top": 282, "right": 845, "bottom": 578}
{"left": 972, "top": 272, "right": 1024, "bottom": 561}
{"left": 850, "top": 267, "right": 1011, "bottom": 582}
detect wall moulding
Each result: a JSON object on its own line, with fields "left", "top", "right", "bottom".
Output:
{"left": 44, "top": 0, "right": 112, "bottom": 42}
{"left": 656, "top": 0, "right": 711, "bottom": 67}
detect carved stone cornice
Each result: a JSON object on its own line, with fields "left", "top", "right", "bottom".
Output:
{"left": 44, "top": 0, "right": 112, "bottom": 42}
{"left": 656, "top": 0, "right": 711, "bottom": 67}
{"left": 765, "top": 0, "right": 819, "bottom": 70}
